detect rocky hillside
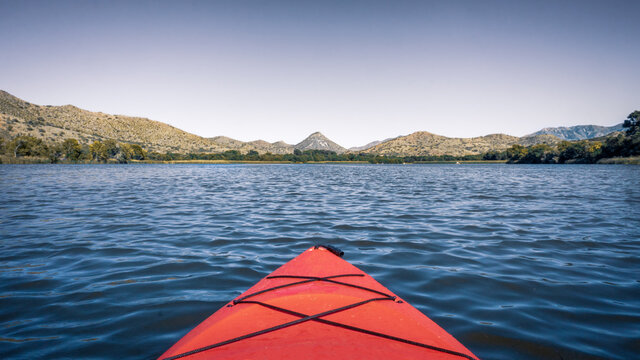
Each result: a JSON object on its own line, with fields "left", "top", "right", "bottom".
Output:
{"left": 0, "top": 90, "right": 292, "bottom": 154}
{"left": 0, "top": 90, "right": 228, "bottom": 153}
{"left": 248, "top": 140, "right": 294, "bottom": 154}
{"left": 528, "top": 124, "right": 623, "bottom": 140}
{"left": 361, "top": 132, "right": 515, "bottom": 156}
{"left": 518, "top": 134, "right": 562, "bottom": 146}
{"left": 1, "top": 90, "right": 616, "bottom": 157}
{"left": 361, "top": 131, "right": 562, "bottom": 156}
{"left": 295, "top": 132, "right": 346, "bottom": 153}
{"left": 207, "top": 136, "right": 293, "bottom": 154}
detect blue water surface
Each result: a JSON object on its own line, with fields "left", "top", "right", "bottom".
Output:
{"left": 0, "top": 164, "right": 639, "bottom": 359}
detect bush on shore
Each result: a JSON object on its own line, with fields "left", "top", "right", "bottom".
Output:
{"left": 2, "top": 110, "right": 638, "bottom": 165}
{"left": 505, "top": 111, "right": 639, "bottom": 164}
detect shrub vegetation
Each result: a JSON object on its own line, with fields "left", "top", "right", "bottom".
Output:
{"left": 1, "top": 110, "right": 638, "bottom": 164}
{"left": 504, "top": 111, "right": 640, "bottom": 163}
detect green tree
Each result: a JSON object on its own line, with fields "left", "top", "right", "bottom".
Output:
{"left": 118, "top": 143, "right": 134, "bottom": 163}
{"left": 80, "top": 144, "right": 92, "bottom": 160}
{"left": 601, "top": 133, "right": 625, "bottom": 158}
{"left": 557, "top": 141, "right": 581, "bottom": 163}
{"left": 48, "top": 143, "right": 63, "bottom": 163}
{"left": 622, "top": 131, "right": 640, "bottom": 156}
{"left": 129, "top": 144, "right": 146, "bottom": 160}
{"left": 9, "top": 135, "right": 48, "bottom": 157}
{"left": 223, "top": 150, "right": 242, "bottom": 160}
{"left": 103, "top": 139, "right": 119, "bottom": 158}
{"left": 261, "top": 152, "right": 275, "bottom": 161}
{"left": 62, "top": 138, "right": 82, "bottom": 161}
{"left": 506, "top": 144, "right": 528, "bottom": 162}
{"left": 557, "top": 140, "right": 600, "bottom": 163}
{"left": 585, "top": 141, "right": 602, "bottom": 162}
{"left": 623, "top": 110, "right": 640, "bottom": 134}
{"left": 90, "top": 141, "right": 109, "bottom": 162}
{"left": 483, "top": 149, "right": 507, "bottom": 160}
{"left": 517, "top": 144, "right": 556, "bottom": 163}
{"left": 246, "top": 150, "right": 259, "bottom": 160}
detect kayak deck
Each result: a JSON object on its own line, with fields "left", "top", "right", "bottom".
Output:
{"left": 159, "top": 246, "right": 479, "bottom": 360}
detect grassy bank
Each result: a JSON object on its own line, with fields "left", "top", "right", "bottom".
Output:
{"left": 1, "top": 155, "right": 50, "bottom": 164}
{"left": 597, "top": 156, "right": 640, "bottom": 164}
{"left": 137, "top": 159, "right": 292, "bottom": 164}
{"left": 2, "top": 156, "right": 638, "bottom": 165}
{"left": 414, "top": 160, "right": 507, "bottom": 164}
{"left": 1, "top": 157, "right": 506, "bottom": 165}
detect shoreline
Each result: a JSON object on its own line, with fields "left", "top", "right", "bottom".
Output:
{"left": 0, "top": 156, "right": 507, "bottom": 164}
{"left": 3, "top": 156, "right": 639, "bottom": 165}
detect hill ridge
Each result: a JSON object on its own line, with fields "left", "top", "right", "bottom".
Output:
{"left": 362, "top": 131, "right": 561, "bottom": 157}
{"left": 294, "top": 131, "right": 346, "bottom": 153}
{"left": 527, "top": 123, "right": 623, "bottom": 140}
{"left": 0, "top": 90, "right": 617, "bottom": 157}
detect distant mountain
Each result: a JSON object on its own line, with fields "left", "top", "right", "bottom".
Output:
{"left": 361, "top": 131, "right": 564, "bottom": 157}
{"left": 207, "top": 136, "right": 293, "bottom": 154}
{"left": 295, "top": 132, "right": 346, "bottom": 153}
{"left": 527, "top": 124, "right": 623, "bottom": 140}
{"left": 0, "top": 90, "right": 230, "bottom": 153}
{"left": 349, "top": 138, "right": 395, "bottom": 152}
{"left": 247, "top": 140, "right": 294, "bottom": 154}
{"left": 0, "top": 90, "right": 289, "bottom": 154}
{"left": 0, "top": 90, "right": 623, "bottom": 157}
{"left": 362, "top": 132, "right": 518, "bottom": 156}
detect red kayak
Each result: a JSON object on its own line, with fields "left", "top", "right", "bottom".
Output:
{"left": 159, "top": 245, "right": 479, "bottom": 359}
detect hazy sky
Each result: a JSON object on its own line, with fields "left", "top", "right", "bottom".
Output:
{"left": 1, "top": 0, "right": 638, "bottom": 147}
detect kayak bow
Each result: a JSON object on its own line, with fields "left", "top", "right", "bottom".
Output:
{"left": 159, "top": 246, "right": 479, "bottom": 360}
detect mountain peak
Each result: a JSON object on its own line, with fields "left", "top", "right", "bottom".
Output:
{"left": 295, "top": 132, "right": 346, "bottom": 153}
{"left": 527, "top": 124, "right": 623, "bottom": 140}
{"left": 349, "top": 138, "right": 396, "bottom": 152}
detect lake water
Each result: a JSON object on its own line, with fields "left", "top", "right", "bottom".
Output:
{"left": 0, "top": 164, "right": 638, "bottom": 359}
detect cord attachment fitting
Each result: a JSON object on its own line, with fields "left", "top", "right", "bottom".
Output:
{"left": 314, "top": 244, "right": 344, "bottom": 257}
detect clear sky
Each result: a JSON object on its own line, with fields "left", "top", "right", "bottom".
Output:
{"left": 1, "top": 0, "right": 638, "bottom": 148}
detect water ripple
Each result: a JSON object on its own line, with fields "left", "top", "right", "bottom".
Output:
{"left": 0, "top": 164, "right": 639, "bottom": 359}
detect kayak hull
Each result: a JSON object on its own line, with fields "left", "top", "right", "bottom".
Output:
{"left": 159, "top": 246, "right": 479, "bottom": 360}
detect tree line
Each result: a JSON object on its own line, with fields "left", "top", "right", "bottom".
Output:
{"left": 0, "top": 135, "right": 487, "bottom": 164}
{"left": 499, "top": 111, "right": 640, "bottom": 164}
{"left": 122, "top": 148, "right": 485, "bottom": 163}
{"left": 1, "top": 110, "right": 637, "bottom": 164}
{"left": 0, "top": 137, "right": 146, "bottom": 163}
